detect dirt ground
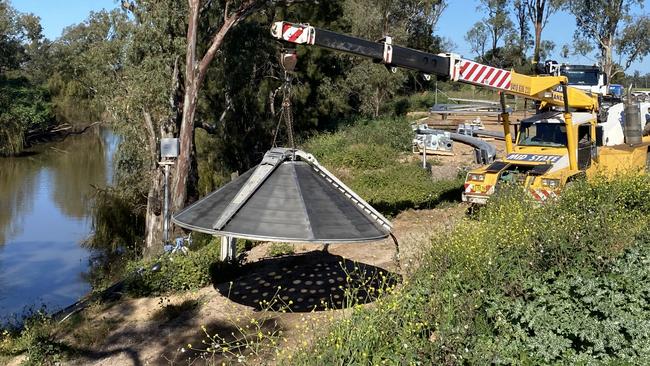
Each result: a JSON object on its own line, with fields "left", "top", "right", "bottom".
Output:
{"left": 9, "top": 112, "right": 510, "bottom": 366}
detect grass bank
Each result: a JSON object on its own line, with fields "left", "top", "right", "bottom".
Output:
{"left": 287, "top": 175, "right": 650, "bottom": 364}
{"left": 303, "top": 117, "right": 464, "bottom": 216}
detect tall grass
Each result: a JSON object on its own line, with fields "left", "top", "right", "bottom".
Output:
{"left": 0, "top": 118, "right": 25, "bottom": 156}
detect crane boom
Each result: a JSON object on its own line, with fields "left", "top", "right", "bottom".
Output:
{"left": 271, "top": 21, "right": 598, "bottom": 111}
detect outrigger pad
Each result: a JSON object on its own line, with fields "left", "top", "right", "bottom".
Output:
{"left": 172, "top": 148, "right": 392, "bottom": 243}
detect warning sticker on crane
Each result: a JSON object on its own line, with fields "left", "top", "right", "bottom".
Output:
{"left": 459, "top": 60, "right": 512, "bottom": 90}
{"left": 529, "top": 188, "right": 558, "bottom": 202}
{"left": 464, "top": 183, "right": 494, "bottom": 195}
{"left": 278, "top": 23, "right": 313, "bottom": 44}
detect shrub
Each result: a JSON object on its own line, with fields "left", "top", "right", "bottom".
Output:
{"left": 325, "top": 143, "right": 396, "bottom": 170}
{"left": 124, "top": 243, "right": 222, "bottom": 297}
{"left": 0, "top": 75, "right": 55, "bottom": 156}
{"left": 392, "top": 97, "right": 411, "bottom": 116}
{"left": 406, "top": 91, "right": 439, "bottom": 111}
{"left": 474, "top": 245, "right": 650, "bottom": 364}
{"left": 288, "top": 175, "right": 650, "bottom": 365}
{"left": 305, "top": 117, "right": 413, "bottom": 161}
{"left": 89, "top": 188, "right": 145, "bottom": 252}
{"left": 265, "top": 243, "right": 295, "bottom": 257}
{"left": 350, "top": 163, "right": 463, "bottom": 215}
{"left": 0, "top": 312, "right": 67, "bottom": 366}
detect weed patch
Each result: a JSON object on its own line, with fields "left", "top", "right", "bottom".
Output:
{"left": 287, "top": 175, "right": 650, "bottom": 364}
{"left": 0, "top": 312, "right": 69, "bottom": 365}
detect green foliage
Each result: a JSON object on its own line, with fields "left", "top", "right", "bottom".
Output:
{"left": 0, "top": 75, "right": 55, "bottom": 156}
{"left": 567, "top": 0, "right": 647, "bottom": 77}
{"left": 124, "top": 242, "right": 222, "bottom": 297}
{"left": 0, "top": 116, "right": 24, "bottom": 157}
{"left": 0, "top": 312, "right": 67, "bottom": 365}
{"left": 352, "top": 164, "right": 462, "bottom": 215}
{"left": 0, "top": 1, "right": 42, "bottom": 71}
{"left": 304, "top": 117, "right": 462, "bottom": 216}
{"left": 289, "top": 175, "right": 650, "bottom": 364}
{"left": 400, "top": 92, "right": 444, "bottom": 112}
{"left": 327, "top": 143, "right": 397, "bottom": 170}
{"left": 89, "top": 188, "right": 145, "bottom": 252}
{"left": 266, "top": 243, "right": 295, "bottom": 258}
{"left": 306, "top": 118, "right": 412, "bottom": 161}
{"left": 476, "top": 246, "right": 650, "bottom": 364}
{"left": 196, "top": 129, "right": 230, "bottom": 196}
{"left": 0, "top": 2, "right": 55, "bottom": 156}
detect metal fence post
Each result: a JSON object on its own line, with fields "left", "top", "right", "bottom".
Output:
{"left": 220, "top": 236, "right": 236, "bottom": 262}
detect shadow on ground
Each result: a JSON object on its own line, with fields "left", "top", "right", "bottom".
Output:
{"left": 67, "top": 301, "right": 282, "bottom": 365}
{"left": 213, "top": 250, "right": 401, "bottom": 312}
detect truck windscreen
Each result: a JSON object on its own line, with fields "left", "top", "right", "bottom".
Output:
{"left": 518, "top": 123, "right": 567, "bottom": 147}
{"left": 561, "top": 69, "right": 599, "bottom": 86}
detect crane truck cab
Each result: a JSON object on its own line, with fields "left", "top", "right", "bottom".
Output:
{"left": 463, "top": 104, "right": 650, "bottom": 205}
{"left": 561, "top": 64, "right": 608, "bottom": 96}
{"left": 462, "top": 112, "right": 597, "bottom": 204}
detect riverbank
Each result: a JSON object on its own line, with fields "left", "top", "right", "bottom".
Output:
{"left": 5, "top": 174, "right": 650, "bottom": 365}
{"left": 3, "top": 113, "right": 650, "bottom": 364}
{"left": 1, "top": 205, "right": 467, "bottom": 366}
{"left": 0, "top": 115, "right": 475, "bottom": 364}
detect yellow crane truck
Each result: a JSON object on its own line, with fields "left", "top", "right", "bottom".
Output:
{"left": 271, "top": 21, "right": 650, "bottom": 204}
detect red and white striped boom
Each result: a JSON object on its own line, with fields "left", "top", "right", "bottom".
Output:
{"left": 271, "top": 21, "right": 512, "bottom": 90}
{"left": 458, "top": 60, "right": 512, "bottom": 90}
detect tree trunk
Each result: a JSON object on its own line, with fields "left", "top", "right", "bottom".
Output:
{"left": 171, "top": 0, "right": 200, "bottom": 213}
{"left": 602, "top": 38, "right": 614, "bottom": 81}
{"left": 170, "top": 0, "right": 253, "bottom": 214}
{"left": 374, "top": 87, "right": 380, "bottom": 118}
{"left": 144, "top": 169, "right": 164, "bottom": 252}
{"left": 492, "top": 29, "right": 498, "bottom": 59}
{"left": 533, "top": 22, "right": 542, "bottom": 64}
{"left": 143, "top": 109, "right": 162, "bottom": 251}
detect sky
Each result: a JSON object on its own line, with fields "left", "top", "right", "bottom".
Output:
{"left": 10, "top": 0, "right": 650, "bottom": 74}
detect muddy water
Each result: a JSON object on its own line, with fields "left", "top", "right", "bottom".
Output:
{"left": 0, "top": 128, "right": 117, "bottom": 320}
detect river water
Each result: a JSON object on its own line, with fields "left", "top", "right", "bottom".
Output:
{"left": 0, "top": 128, "right": 117, "bottom": 320}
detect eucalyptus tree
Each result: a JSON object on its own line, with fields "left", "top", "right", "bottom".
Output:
{"left": 478, "top": 0, "right": 513, "bottom": 64}
{"left": 512, "top": 0, "right": 531, "bottom": 59}
{"left": 524, "top": 0, "right": 564, "bottom": 65}
{"left": 116, "top": 0, "right": 307, "bottom": 249}
{"left": 567, "top": 0, "right": 649, "bottom": 80}
{"left": 465, "top": 22, "right": 490, "bottom": 60}
{"left": 59, "top": 0, "right": 450, "bottom": 251}
{"left": 171, "top": 0, "right": 315, "bottom": 227}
